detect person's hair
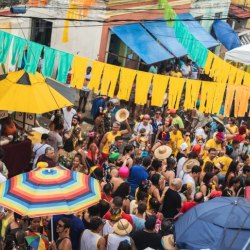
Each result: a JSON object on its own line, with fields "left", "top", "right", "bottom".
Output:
{"left": 173, "top": 124, "right": 179, "bottom": 130}
{"left": 151, "top": 159, "right": 162, "bottom": 171}
{"left": 99, "top": 200, "right": 110, "bottom": 217}
{"left": 149, "top": 197, "right": 160, "bottom": 212}
{"left": 14, "top": 212, "right": 22, "bottom": 222}
{"left": 192, "top": 165, "right": 202, "bottom": 174}
{"left": 229, "top": 117, "right": 236, "bottom": 124}
{"left": 103, "top": 183, "right": 113, "bottom": 194}
{"left": 136, "top": 190, "right": 148, "bottom": 202}
{"left": 208, "top": 148, "right": 217, "bottom": 153}
{"left": 90, "top": 217, "right": 103, "bottom": 231}
{"left": 0, "top": 148, "right": 4, "bottom": 160}
{"left": 245, "top": 177, "right": 250, "bottom": 186}
{"left": 45, "top": 146, "right": 53, "bottom": 154}
{"left": 228, "top": 177, "right": 241, "bottom": 188}
{"left": 41, "top": 133, "right": 49, "bottom": 141}
{"left": 243, "top": 165, "right": 250, "bottom": 174}
{"left": 232, "top": 140, "right": 240, "bottom": 146}
{"left": 134, "top": 156, "right": 143, "bottom": 165}
{"left": 74, "top": 153, "right": 82, "bottom": 162}
{"left": 203, "top": 172, "right": 215, "bottom": 186}
{"left": 63, "top": 138, "right": 74, "bottom": 152}
{"left": 150, "top": 174, "right": 161, "bottom": 186}
{"left": 55, "top": 123, "right": 64, "bottom": 131}
{"left": 90, "top": 168, "right": 104, "bottom": 181}
{"left": 112, "top": 196, "right": 123, "bottom": 208}
{"left": 123, "top": 144, "right": 134, "bottom": 155}
{"left": 113, "top": 121, "right": 121, "bottom": 127}
{"left": 88, "top": 203, "right": 101, "bottom": 217}
{"left": 137, "top": 201, "right": 147, "bottom": 214}
{"left": 226, "top": 145, "right": 233, "bottom": 156}
{"left": 222, "top": 188, "right": 233, "bottom": 197}
{"left": 203, "top": 162, "right": 214, "bottom": 173}
{"left": 112, "top": 182, "right": 130, "bottom": 199}
{"left": 166, "top": 157, "right": 176, "bottom": 170}
{"left": 160, "top": 219, "right": 173, "bottom": 236}
{"left": 145, "top": 215, "right": 157, "bottom": 230}
{"left": 117, "top": 240, "right": 132, "bottom": 250}
{"left": 142, "top": 156, "right": 151, "bottom": 168}
{"left": 115, "top": 136, "right": 123, "bottom": 141}
{"left": 225, "top": 161, "right": 238, "bottom": 182}
{"left": 203, "top": 123, "right": 211, "bottom": 129}
{"left": 194, "top": 192, "right": 204, "bottom": 203}
{"left": 217, "top": 124, "right": 225, "bottom": 132}
{"left": 188, "top": 152, "right": 198, "bottom": 159}
{"left": 60, "top": 217, "right": 71, "bottom": 229}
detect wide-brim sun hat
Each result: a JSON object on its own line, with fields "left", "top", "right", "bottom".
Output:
{"left": 183, "top": 159, "right": 200, "bottom": 173}
{"left": 115, "top": 108, "right": 129, "bottom": 122}
{"left": 113, "top": 219, "right": 133, "bottom": 236}
{"left": 213, "top": 114, "right": 224, "bottom": 125}
{"left": 161, "top": 234, "right": 178, "bottom": 250}
{"left": 154, "top": 145, "right": 172, "bottom": 160}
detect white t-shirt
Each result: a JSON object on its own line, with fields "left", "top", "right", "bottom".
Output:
{"left": 81, "top": 72, "right": 92, "bottom": 92}
{"left": 192, "top": 127, "right": 207, "bottom": 145}
{"left": 177, "top": 156, "right": 187, "bottom": 178}
{"left": 134, "top": 122, "right": 153, "bottom": 137}
{"left": 62, "top": 107, "right": 77, "bottom": 131}
{"left": 32, "top": 143, "right": 50, "bottom": 168}
{"left": 181, "top": 64, "right": 192, "bottom": 77}
{"left": 182, "top": 173, "right": 195, "bottom": 199}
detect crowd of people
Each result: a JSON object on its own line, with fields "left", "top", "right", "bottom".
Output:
{"left": 0, "top": 83, "right": 250, "bottom": 249}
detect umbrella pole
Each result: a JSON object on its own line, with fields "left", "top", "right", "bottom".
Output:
{"left": 51, "top": 216, "right": 54, "bottom": 242}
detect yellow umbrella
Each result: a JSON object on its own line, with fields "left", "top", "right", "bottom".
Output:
{"left": 0, "top": 70, "right": 73, "bottom": 114}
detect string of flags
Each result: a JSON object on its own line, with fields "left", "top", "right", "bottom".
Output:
{"left": 0, "top": 28, "right": 249, "bottom": 117}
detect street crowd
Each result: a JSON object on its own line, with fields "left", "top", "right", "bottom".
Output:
{"left": 0, "top": 58, "right": 249, "bottom": 249}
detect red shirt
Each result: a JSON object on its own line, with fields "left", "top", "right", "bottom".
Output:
{"left": 180, "top": 201, "right": 197, "bottom": 213}
{"left": 103, "top": 211, "right": 133, "bottom": 226}
{"left": 101, "top": 192, "right": 113, "bottom": 202}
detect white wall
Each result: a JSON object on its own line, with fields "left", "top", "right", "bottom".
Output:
{"left": 190, "top": 0, "right": 231, "bottom": 33}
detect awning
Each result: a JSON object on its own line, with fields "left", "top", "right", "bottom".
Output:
{"left": 142, "top": 19, "right": 187, "bottom": 58}
{"left": 178, "top": 13, "right": 219, "bottom": 48}
{"left": 110, "top": 23, "right": 173, "bottom": 64}
{"left": 225, "top": 43, "right": 250, "bottom": 65}
{"left": 212, "top": 20, "right": 241, "bottom": 50}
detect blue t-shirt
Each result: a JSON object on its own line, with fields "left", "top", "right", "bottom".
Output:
{"left": 129, "top": 165, "right": 149, "bottom": 197}
{"left": 49, "top": 214, "right": 85, "bottom": 250}
{"left": 131, "top": 215, "right": 145, "bottom": 231}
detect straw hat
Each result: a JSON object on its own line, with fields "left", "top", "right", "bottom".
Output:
{"left": 115, "top": 109, "right": 129, "bottom": 122}
{"left": 154, "top": 145, "right": 172, "bottom": 160}
{"left": 213, "top": 114, "right": 224, "bottom": 125}
{"left": 113, "top": 219, "right": 133, "bottom": 236}
{"left": 161, "top": 234, "right": 178, "bottom": 250}
{"left": 183, "top": 159, "right": 200, "bottom": 173}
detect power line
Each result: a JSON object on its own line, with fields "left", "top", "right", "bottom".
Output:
{"left": 0, "top": 13, "right": 247, "bottom": 22}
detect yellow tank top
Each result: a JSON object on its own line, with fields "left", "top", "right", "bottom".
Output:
{"left": 102, "top": 131, "right": 121, "bottom": 154}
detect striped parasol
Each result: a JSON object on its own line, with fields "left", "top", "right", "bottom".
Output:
{"left": 0, "top": 166, "right": 101, "bottom": 217}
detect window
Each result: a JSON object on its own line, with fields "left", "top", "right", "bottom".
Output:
{"left": 215, "top": 12, "right": 223, "bottom": 19}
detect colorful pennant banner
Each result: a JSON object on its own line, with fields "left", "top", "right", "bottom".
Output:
{"left": 0, "top": 27, "right": 249, "bottom": 117}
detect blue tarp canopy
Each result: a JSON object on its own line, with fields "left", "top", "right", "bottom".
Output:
{"left": 178, "top": 13, "right": 219, "bottom": 48}
{"left": 142, "top": 19, "right": 187, "bottom": 58}
{"left": 110, "top": 23, "right": 173, "bottom": 64}
{"left": 212, "top": 20, "right": 241, "bottom": 50}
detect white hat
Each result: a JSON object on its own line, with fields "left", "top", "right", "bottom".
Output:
{"left": 179, "top": 142, "right": 188, "bottom": 152}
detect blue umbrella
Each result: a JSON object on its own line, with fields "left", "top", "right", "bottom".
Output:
{"left": 174, "top": 197, "right": 250, "bottom": 250}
